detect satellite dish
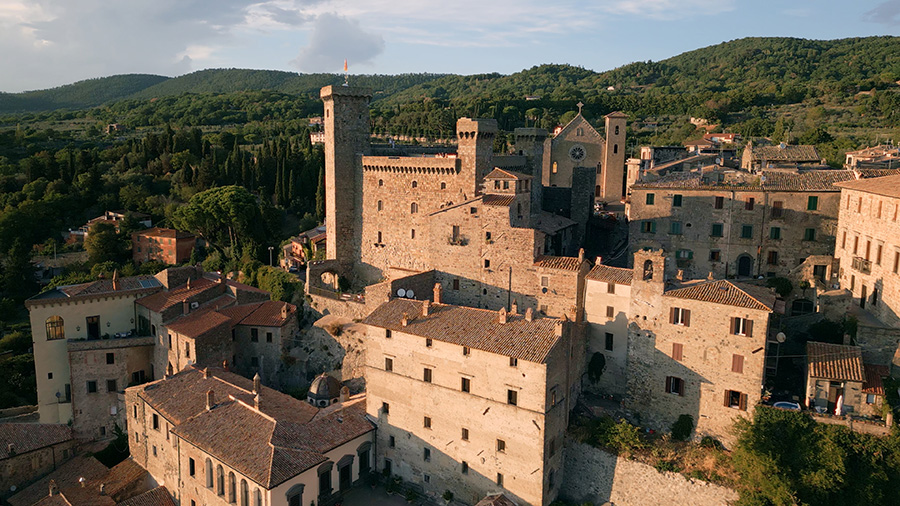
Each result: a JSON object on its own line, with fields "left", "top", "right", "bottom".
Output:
{"left": 776, "top": 332, "right": 786, "bottom": 343}
{"left": 407, "top": 289, "right": 415, "bottom": 298}
{"left": 397, "top": 288, "right": 407, "bottom": 297}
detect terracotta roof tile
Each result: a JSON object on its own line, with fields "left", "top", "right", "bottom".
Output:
{"left": 747, "top": 144, "right": 820, "bottom": 162}
{"left": 57, "top": 459, "right": 148, "bottom": 506}
{"left": 807, "top": 342, "right": 865, "bottom": 382}
{"left": 363, "top": 299, "right": 562, "bottom": 363}
{"left": 166, "top": 307, "right": 234, "bottom": 339}
{"left": 586, "top": 264, "right": 633, "bottom": 285}
{"left": 28, "top": 275, "right": 162, "bottom": 306}
{"left": 483, "top": 194, "right": 515, "bottom": 207}
{"left": 534, "top": 255, "right": 582, "bottom": 271}
{"left": 136, "top": 277, "right": 220, "bottom": 313}
{"left": 863, "top": 364, "right": 890, "bottom": 395}
{"left": 664, "top": 279, "right": 775, "bottom": 311}
{"left": 218, "top": 301, "right": 296, "bottom": 328}
{"left": 834, "top": 174, "right": 900, "bottom": 199}
{"left": 116, "top": 486, "right": 176, "bottom": 506}
{"left": 9, "top": 456, "right": 109, "bottom": 506}
{"left": 0, "top": 423, "right": 73, "bottom": 460}
{"left": 476, "top": 494, "right": 518, "bottom": 506}
{"left": 485, "top": 168, "right": 532, "bottom": 180}
{"left": 133, "top": 228, "right": 194, "bottom": 239}
{"left": 536, "top": 212, "right": 577, "bottom": 235}
{"left": 633, "top": 169, "right": 856, "bottom": 192}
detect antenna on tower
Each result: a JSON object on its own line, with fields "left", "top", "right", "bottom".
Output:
{"left": 342, "top": 59, "right": 349, "bottom": 87}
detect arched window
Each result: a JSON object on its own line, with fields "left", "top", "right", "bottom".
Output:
{"left": 412, "top": 181, "right": 418, "bottom": 188}
{"left": 552, "top": 162, "right": 558, "bottom": 174}
{"left": 378, "top": 179, "right": 383, "bottom": 187}
{"left": 643, "top": 260, "right": 653, "bottom": 281}
{"left": 286, "top": 484, "right": 304, "bottom": 506}
{"left": 228, "top": 472, "right": 236, "bottom": 503}
{"left": 411, "top": 202, "right": 418, "bottom": 214}
{"left": 440, "top": 182, "right": 446, "bottom": 190}
{"left": 377, "top": 200, "right": 383, "bottom": 211}
{"left": 206, "top": 459, "right": 213, "bottom": 488}
{"left": 615, "top": 125, "right": 620, "bottom": 136}
{"left": 254, "top": 488, "right": 262, "bottom": 506}
{"left": 357, "top": 442, "right": 372, "bottom": 476}
{"left": 613, "top": 144, "right": 619, "bottom": 154}
{"left": 216, "top": 465, "right": 224, "bottom": 496}
{"left": 240, "top": 479, "right": 248, "bottom": 506}
{"left": 46, "top": 316, "right": 64, "bottom": 340}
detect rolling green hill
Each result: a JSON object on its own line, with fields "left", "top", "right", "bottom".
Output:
{"left": 0, "top": 74, "right": 169, "bottom": 113}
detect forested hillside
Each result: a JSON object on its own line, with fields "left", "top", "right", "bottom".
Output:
{"left": 0, "top": 74, "right": 169, "bottom": 113}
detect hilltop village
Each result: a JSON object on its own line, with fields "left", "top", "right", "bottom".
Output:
{"left": 4, "top": 84, "right": 900, "bottom": 506}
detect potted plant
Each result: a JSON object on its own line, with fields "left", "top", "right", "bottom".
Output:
{"left": 443, "top": 490, "right": 454, "bottom": 504}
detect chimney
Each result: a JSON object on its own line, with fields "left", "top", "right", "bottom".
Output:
{"left": 281, "top": 304, "right": 288, "bottom": 319}
{"left": 511, "top": 300, "right": 518, "bottom": 315}
{"left": 49, "top": 480, "right": 58, "bottom": 496}
{"left": 253, "top": 373, "right": 261, "bottom": 394}
{"left": 707, "top": 271, "right": 715, "bottom": 281}
{"left": 187, "top": 278, "right": 191, "bottom": 290}
{"left": 79, "top": 477, "right": 86, "bottom": 488}
{"left": 578, "top": 248, "right": 585, "bottom": 263}
{"left": 339, "top": 385, "right": 350, "bottom": 403}
{"left": 206, "top": 390, "right": 215, "bottom": 410}
{"left": 112, "top": 270, "right": 119, "bottom": 291}
{"left": 554, "top": 319, "right": 564, "bottom": 337}
{"left": 498, "top": 307, "right": 507, "bottom": 324}
{"left": 203, "top": 368, "right": 209, "bottom": 379}
{"left": 675, "top": 269, "right": 684, "bottom": 281}
{"left": 433, "top": 283, "right": 443, "bottom": 304}
{"left": 401, "top": 313, "right": 409, "bottom": 327}
{"left": 99, "top": 483, "right": 106, "bottom": 496}
{"left": 6, "top": 443, "right": 14, "bottom": 455}
{"left": 422, "top": 300, "right": 431, "bottom": 317}
{"left": 182, "top": 299, "right": 189, "bottom": 315}
{"left": 525, "top": 307, "right": 534, "bottom": 322}
{"left": 254, "top": 393, "right": 260, "bottom": 410}
{"left": 222, "top": 360, "right": 229, "bottom": 372}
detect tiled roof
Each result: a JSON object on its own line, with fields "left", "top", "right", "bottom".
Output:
{"left": 362, "top": 299, "right": 562, "bottom": 363}
{"left": 218, "top": 301, "right": 296, "bottom": 328}
{"left": 0, "top": 423, "right": 73, "bottom": 460}
{"left": 116, "top": 487, "right": 176, "bottom": 506}
{"left": 165, "top": 296, "right": 237, "bottom": 338}
{"left": 483, "top": 194, "right": 515, "bottom": 207}
{"left": 536, "top": 211, "right": 577, "bottom": 235}
{"left": 586, "top": 264, "right": 633, "bottom": 285}
{"left": 834, "top": 174, "right": 900, "bottom": 199}
{"left": 748, "top": 144, "right": 820, "bottom": 162}
{"left": 633, "top": 170, "right": 854, "bottom": 192}
{"left": 533, "top": 255, "right": 583, "bottom": 271}
{"left": 56, "top": 458, "right": 148, "bottom": 506}
{"left": 27, "top": 275, "right": 162, "bottom": 305}
{"left": 135, "top": 277, "right": 220, "bottom": 313}
{"left": 485, "top": 168, "right": 531, "bottom": 180}
{"left": 9, "top": 456, "right": 109, "bottom": 506}
{"left": 683, "top": 138, "right": 716, "bottom": 147}
{"left": 807, "top": 342, "right": 865, "bottom": 382}
{"left": 854, "top": 169, "right": 900, "bottom": 179}
{"left": 664, "top": 279, "right": 775, "bottom": 311}
{"left": 863, "top": 364, "right": 890, "bottom": 395}
{"left": 133, "top": 227, "right": 194, "bottom": 239}
{"left": 476, "top": 494, "right": 518, "bottom": 506}
{"left": 133, "top": 368, "right": 373, "bottom": 489}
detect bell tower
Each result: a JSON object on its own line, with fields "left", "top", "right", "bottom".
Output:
{"left": 456, "top": 118, "right": 497, "bottom": 195}
{"left": 321, "top": 85, "right": 372, "bottom": 268}
{"left": 602, "top": 111, "right": 627, "bottom": 201}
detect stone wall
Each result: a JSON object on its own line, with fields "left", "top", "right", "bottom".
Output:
{"left": 561, "top": 441, "right": 738, "bottom": 506}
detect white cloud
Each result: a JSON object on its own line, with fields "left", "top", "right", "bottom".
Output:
{"left": 290, "top": 13, "right": 384, "bottom": 72}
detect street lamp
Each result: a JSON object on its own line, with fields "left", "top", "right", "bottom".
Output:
{"left": 268, "top": 246, "right": 274, "bottom": 267}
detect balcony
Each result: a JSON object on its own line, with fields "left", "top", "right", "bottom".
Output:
{"left": 851, "top": 256, "right": 872, "bottom": 274}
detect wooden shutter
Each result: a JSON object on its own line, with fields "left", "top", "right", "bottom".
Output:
{"left": 739, "top": 393, "right": 748, "bottom": 411}
{"left": 683, "top": 309, "right": 691, "bottom": 327}
{"left": 723, "top": 390, "right": 730, "bottom": 407}
{"left": 745, "top": 320, "right": 753, "bottom": 337}
{"left": 678, "top": 378, "right": 684, "bottom": 396}
{"left": 665, "top": 376, "right": 672, "bottom": 393}
{"left": 732, "top": 354, "right": 744, "bottom": 374}
{"left": 669, "top": 307, "right": 676, "bottom": 324}
{"left": 729, "top": 317, "right": 736, "bottom": 335}
{"left": 672, "top": 343, "right": 683, "bottom": 361}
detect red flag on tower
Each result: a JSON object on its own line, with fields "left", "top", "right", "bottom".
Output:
{"left": 343, "top": 59, "right": 348, "bottom": 72}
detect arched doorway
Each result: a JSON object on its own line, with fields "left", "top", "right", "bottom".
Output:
{"left": 737, "top": 255, "right": 753, "bottom": 277}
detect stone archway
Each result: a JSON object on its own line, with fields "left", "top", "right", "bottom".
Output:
{"left": 737, "top": 255, "right": 753, "bottom": 277}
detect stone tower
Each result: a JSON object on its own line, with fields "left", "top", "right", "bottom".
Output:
{"left": 321, "top": 85, "right": 372, "bottom": 268}
{"left": 602, "top": 111, "right": 627, "bottom": 201}
{"left": 514, "top": 127, "right": 548, "bottom": 225}
{"left": 625, "top": 249, "right": 666, "bottom": 413}
{"left": 456, "top": 118, "right": 497, "bottom": 195}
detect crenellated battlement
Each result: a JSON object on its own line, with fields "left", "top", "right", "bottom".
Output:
{"left": 362, "top": 156, "right": 461, "bottom": 175}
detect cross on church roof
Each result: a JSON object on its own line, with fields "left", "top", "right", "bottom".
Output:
{"left": 576, "top": 102, "right": 584, "bottom": 114}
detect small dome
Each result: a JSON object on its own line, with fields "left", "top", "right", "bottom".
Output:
{"left": 307, "top": 373, "right": 342, "bottom": 406}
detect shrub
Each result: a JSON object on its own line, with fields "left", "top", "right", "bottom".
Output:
{"left": 655, "top": 460, "right": 680, "bottom": 473}
{"left": 766, "top": 277, "right": 793, "bottom": 297}
{"left": 608, "top": 419, "right": 645, "bottom": 455}
{"left": 443, "top": 490, "right": 454, "bottom": 501}
{"left": 671, "top": 414, "right": 694, "bottom": 441}
{"left": 700, "top": 436, "right": 723, "bottom": 450}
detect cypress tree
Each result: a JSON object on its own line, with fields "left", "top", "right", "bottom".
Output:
{"left": 315, "top": 168, "right": 325, "bottom": 222}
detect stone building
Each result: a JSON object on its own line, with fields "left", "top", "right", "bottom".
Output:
{"left": 25, "top": 274, "right": 163, "bottom": 427}
{"left": 582, "top": 264, "right": 633, "bottom": 395}
{"left": 622, "top": 251, "right": 776, "bottom": 444}
{"left": 126, "top": 366, "right": 375, "bottom": 506}
{"left": 805, "top": 342, "right": 889, "bottom": 417}
{"left": 833, "top": 174, "right": 900, "bottom": 328}
{"left": 628, "top": 169, "right": 852, "bottom": 280}
{"left": 316, "top": 85, "right": 591, "bottom": 319}
{"left": 361, "top": 293, "right": 583, "bottom": 506}
{"left": 0, "top": 423, "right": 76, "bottom": 502}
{"left": 844, "top": 144, "right": 900, "bottom": 170}
{"left": 740, "top": 141, "right": 823, "bottom": 170}
{"left": 132, "top": 227, "right": 196, "bottom": 265}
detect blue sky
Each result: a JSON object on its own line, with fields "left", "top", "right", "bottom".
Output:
{"left": 0, "top": 0, "right": 898, "bottom": 92}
